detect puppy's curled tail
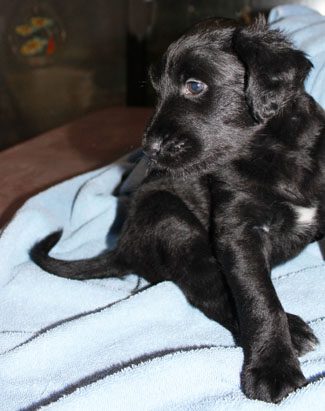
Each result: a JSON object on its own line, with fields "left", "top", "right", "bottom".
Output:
{"left": 30, "top": 230, "right": 127, "bottom": 280}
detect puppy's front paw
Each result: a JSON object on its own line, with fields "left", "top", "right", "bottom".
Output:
{"left": 287, "top": 313, "right": 319, "bottom": 357}
{"left": 241, "top": 349, "right": 306, "bottom": 403}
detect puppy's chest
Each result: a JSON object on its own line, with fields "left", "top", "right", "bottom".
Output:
{"left": 172, "top": 178, "right": 212, "bottom": 229}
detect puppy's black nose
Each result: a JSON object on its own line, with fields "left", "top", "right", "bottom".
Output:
{"left": 143, "top": 141, "right": 161, "bottom": 160}
{"left": 149, "top": 147, "right": 160, "bottom": 158}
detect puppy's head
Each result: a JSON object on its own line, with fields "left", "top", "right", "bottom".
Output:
{"left": 142, "top": 16, "right": 312, "bottom": 174}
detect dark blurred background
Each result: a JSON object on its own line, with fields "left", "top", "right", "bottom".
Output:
{"left": 0, "top": 0, "right": 323, "bottom": 150}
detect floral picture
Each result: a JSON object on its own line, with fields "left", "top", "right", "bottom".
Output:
{"left": 20, "top": 36, "right": 48, "bottom": 56}
{"left": 10, "top": 10, "right": 65, "bottom": 65}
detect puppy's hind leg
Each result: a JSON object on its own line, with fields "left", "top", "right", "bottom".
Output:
{"left": 175, "top": 240, "right": 239, "bottom": 340}
{"left": 123, "top": 190, "right": 240, "bottom": 338}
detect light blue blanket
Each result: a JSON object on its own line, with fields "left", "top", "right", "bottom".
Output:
{"left": 1, "top": 5, "right": 325, "bottom": 410}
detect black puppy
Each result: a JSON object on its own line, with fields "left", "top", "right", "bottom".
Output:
{"left": 31, "top": 17, "right": 324, "bottom": 403}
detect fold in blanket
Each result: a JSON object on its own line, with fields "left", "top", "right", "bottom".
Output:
{"left": 1, "top": 5, "right": 325, "bottom": 411}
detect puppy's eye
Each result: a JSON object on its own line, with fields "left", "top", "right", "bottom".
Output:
{"left": 183, "top": 79, "right": 207, "bottom": 96}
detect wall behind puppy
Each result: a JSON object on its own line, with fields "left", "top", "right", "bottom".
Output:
{"left": 0, "top": 0, "right": 126, "bottom": 150}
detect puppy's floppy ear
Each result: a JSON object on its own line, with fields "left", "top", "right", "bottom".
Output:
{"left": 233, "top": 15, "right": 313, "bottom": 123}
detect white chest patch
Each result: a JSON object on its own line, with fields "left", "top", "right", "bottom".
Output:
{"left": 293, "top": 206, "right": 317, "bottom": 225}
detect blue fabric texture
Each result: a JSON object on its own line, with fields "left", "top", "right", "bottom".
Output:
{"left": 0, "top": 5, "right": 325, "bottom": 410}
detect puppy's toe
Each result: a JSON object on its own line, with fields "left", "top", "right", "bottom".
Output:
{"left": 287, "top": 313, "right": 319, "bottom": 356}
{"left": 241, "top": 347, "right": 307, "bottom": 403}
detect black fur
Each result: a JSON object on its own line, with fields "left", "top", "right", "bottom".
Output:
{"left": 31, "top": 17, "right": 324, "bottom": 403}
